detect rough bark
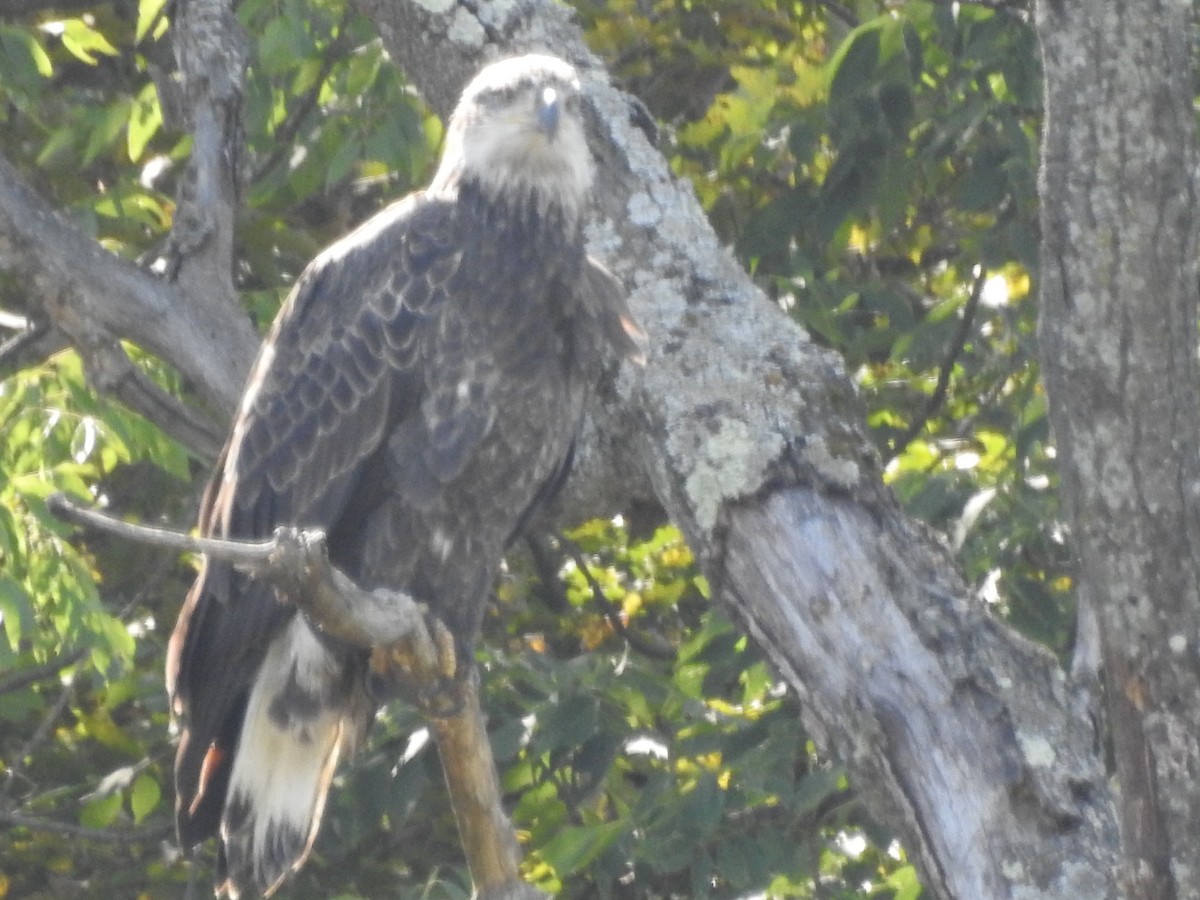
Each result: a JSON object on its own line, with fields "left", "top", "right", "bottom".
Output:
{"left": 1036, "top": 1, "right": 1200, "bottom": 897}
{"left": 0, "top": 0, "right": 258, "bottom": 426}
{"left": 353, "top": 2, "right": 1124, "bottom": 896}
{"left": 5, "top": 0, "right": 1176, "bottom": 895}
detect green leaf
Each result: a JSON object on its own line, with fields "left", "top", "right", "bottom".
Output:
{"left": 129, "top": 772, "right": 161, "bottom": 824}
{"left": 79, "top": 791, "right": 123, "bottom": 829}
{"left": 259, "top": 16, "right": 311, "bottom": 75}
{"left": 83, "top": 100, "right": 133, "bottom": 165}
{"left": 127, "top": 81, "right": 162, "bottom": 162}
{"left": 533, "top": 695, "right": 598, "bottom": 753}
{"left": 540, "top": 820, "right": 624, "bottom": 877}
{"left": 0, "top": 575, "right": 34, "bottom": 651}
{"left": 0, "top": 26, "right": 54, "bottom": 88}
{"left": 324, "top": 134, "right": 363, "bottom": 189}
{"left": 60, "top": 18, "right": 120, "bottom": 65}
{"left": 887, "top": 863, "right": 923, "bottom": 900}
{"left": 828, "top": 24, "right": 881, "bottom": 105}
{"left": 136, "top": 0, "right": 171, "bottom": 43}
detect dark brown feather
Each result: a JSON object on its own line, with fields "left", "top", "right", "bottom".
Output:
{"left": 166, "top": 76, "right": 645, "bottom": 896}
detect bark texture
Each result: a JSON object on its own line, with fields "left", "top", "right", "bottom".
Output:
{"left": 8, "top": 0, "right": 1187, "bottom": 895}
{"left": 1037, "top": 1, "right": 1200, "bottom": 896}
{"left": 355, "top": 2, "right": 1124, "bottom": 896}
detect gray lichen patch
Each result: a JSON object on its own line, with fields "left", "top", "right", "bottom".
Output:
{"left": 683, "top": 419, "right": 785, "bottom": 532}
{"left": 447, "top": 7, "right": 486, "bottom": 46}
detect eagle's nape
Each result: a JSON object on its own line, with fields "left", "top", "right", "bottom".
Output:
{"left": 166, "top": 52, "right": 645, "bottom": 899}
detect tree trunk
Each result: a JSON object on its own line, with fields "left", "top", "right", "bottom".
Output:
{"left": 15, "top": 0, "right": 1200, "bottom": 893}
{"left": 1036, "top": 1, "right": 1200, "bottom": 896}
{"left": 355, "top": 2, "right": 1125, "bottom": 896}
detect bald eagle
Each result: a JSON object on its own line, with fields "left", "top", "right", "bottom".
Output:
{"left": 166, "top": 54, "right": 645, "bottom": 898}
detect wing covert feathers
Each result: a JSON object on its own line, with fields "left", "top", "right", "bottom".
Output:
{"left": 168, "top": 126, "right": 647, "bottom": 898}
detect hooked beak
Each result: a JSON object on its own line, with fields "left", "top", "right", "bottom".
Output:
{"left": 536, "top": 87, "right": 560, "bottom": 140}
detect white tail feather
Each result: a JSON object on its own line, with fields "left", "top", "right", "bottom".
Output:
{"left": 218, "top": 617, "right": 350, "bottom": 897}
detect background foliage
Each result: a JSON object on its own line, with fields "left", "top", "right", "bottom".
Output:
{"left": 0, "top": 0, "right": 1048, "bottom": 896}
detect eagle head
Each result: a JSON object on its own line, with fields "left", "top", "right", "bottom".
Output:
{"left": 432, "top": 54, "right": 593, "bottom": 221}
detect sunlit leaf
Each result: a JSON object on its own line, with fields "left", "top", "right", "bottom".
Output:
{"left": 129, "top": 773, "right": 161, "bottom": 824}
{"left": 59, "top": 17, "right": 120, "bottom": 64}
{"left": 0, "top": 576, "right": 34, "bottom": 651}
{"left": 127, "top": 82, "right": 162, "bottom": 162}
{"left": 540, "top": 821, "right": 624, "bottom": 878}
{"left": 135, "top": 0, "right": 170, "bottom": 43}
{"left": 79, "top": 792, "right": 123, "bottom": 829}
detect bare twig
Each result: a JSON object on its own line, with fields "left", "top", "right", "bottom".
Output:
{"left": 0, "top": 648, "right": 86, "bottom": 697}
{"left": 81, "top": 340, "right": 225, "bottom": 461}
{"left": 0, "top": 810, "right": 172, "bottom": 844}
{"left": 2, "top": 679, "right": 75, "bottom": 801}
{"left": 887, "top": 266, "right": 987, "bottom": 462}
{"left": 558, "top": 535, "right": 675, "bottom": 660}
{"left": 250, "top": 28, "right": 351, "bottom": 185}
{"left": 46, "top": 492, "right": 441, "bottom": 659}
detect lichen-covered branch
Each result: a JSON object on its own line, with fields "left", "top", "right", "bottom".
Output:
{"left": 350, "top": 2, "right": 1125, "bottom": 895}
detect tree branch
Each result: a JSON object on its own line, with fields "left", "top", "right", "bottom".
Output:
{"left": 47, "top": 493, "right": 440, "bottom": 656}
{"left": 349, "top": 3, "right": 1123, "bottom": 895}
{"left": 888, "top": 265, "right": 986, "bottom": 461}
{"left": 0, "top": 648, "right": 86, "bottom": 697}
{"left": 0, "top": 152, "right": 257, "bottom": 420}
{"left": 80, "top": 340, "right": 224, "bottom": 462}
{"left": 167, "top": 0, "right": 246, "bottom": 320}
{"left": 2, "top": 679, "right": 75, "bottom": 802}
{"left": 558, "top": 534, "right": 675, "bottom": 660}
{"left": 0, "top": 318, "right": 71, "bottom": 380}
{"left": 0, "top": 810, "right": 172, "bottom": 845}
{"left": 47, "top": 491, "right": 537, "bottom": 895}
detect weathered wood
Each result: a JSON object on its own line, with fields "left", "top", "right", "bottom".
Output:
{"left": 723, "top": 488, "right": 1119, "bottom": 899}
{"left": 428, "top": 674, "right": 538, "bottom": 897}
{"left": 17, "top": 0, "right": 1200, "bottom": 893}
{"left": 352, "top": 2, "right": 1126, "bottom": 895}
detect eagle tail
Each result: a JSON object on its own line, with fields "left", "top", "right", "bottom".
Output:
{"left": 214, "top": 617, "right": 365, "bottom": 899}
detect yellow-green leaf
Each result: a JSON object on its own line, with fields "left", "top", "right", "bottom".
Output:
{"left": 130, "top": 773, "right": 161, "bottom": 824}
{"left": 79, "top": 792, "right": 122, "bottom": 829}
{"left": 60, "top": 18, "right": 120, "bottom": 65}
{"left": 127, "top": 81, "right": 162, "bottom": 162}
{"left": 135, "top": 0, "right": 170, "bottom": 44}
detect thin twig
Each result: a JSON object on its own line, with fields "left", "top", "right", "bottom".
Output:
{"left": 2, "top": 679, "right": 75, "bottom": 801}
{"left": 558, "top": 535, "right": 675, "bottom": 660}
{"left": 0, "top": 810, "right": 172, "bottom": 844}
{"left": 81, "top": 340, "right": 225, "bottom": 462}
{"left": 48, "top": 493, "right": 278, "bottom": 568}
{"left": 47, "top": 493, "right": 444, "bottom": 667}
{"left": 0, "top": 648, "right": 86, "bottom": 697}
{"left": 251, "top": 25, "right": 352, "bottom": 185}
{"left": 888, "top": 267, "right": 987, "bottom": 462}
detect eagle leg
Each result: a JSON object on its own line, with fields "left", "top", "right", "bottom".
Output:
{"left": 367, "top": 608, "right": 467, "bottom": 717}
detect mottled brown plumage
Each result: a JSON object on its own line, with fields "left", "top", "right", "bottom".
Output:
{"left": 166, "top": 54, "right": 644, "bottom": 898}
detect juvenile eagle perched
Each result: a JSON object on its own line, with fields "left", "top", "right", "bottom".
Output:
{"left": 166, "top": 54, "right": 644, "bottom": 898}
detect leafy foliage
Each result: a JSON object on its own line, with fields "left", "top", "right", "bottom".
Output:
{"left": 0, "top": 0, "right": 1057, "bottom": 897}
